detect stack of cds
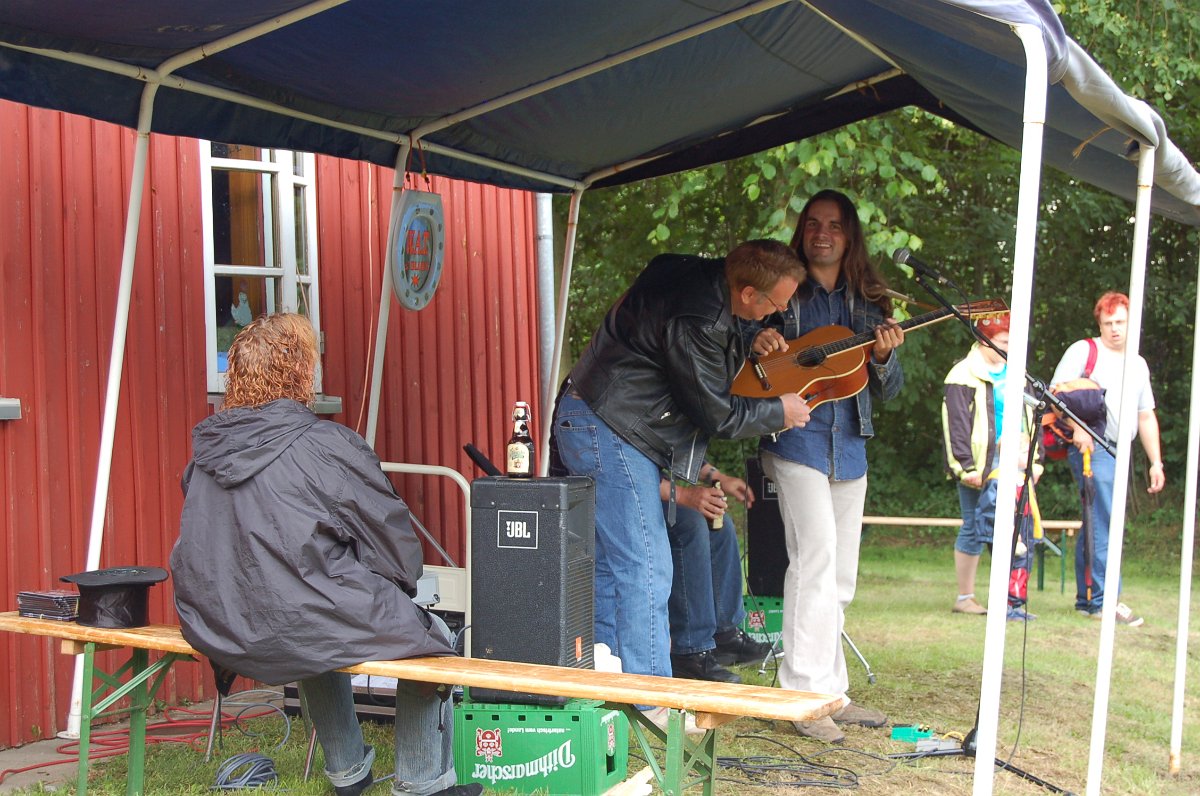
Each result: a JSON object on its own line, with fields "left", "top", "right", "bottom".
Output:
{"left": 17, "top": 589, "right": 80, "bottom": 621}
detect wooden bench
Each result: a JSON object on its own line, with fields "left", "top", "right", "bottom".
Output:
{"left": 0, "top": 612, "right": 840, "bottom": 795}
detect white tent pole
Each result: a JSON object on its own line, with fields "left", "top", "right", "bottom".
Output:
{"left": 1085, "top": 144, "right": 1157, "bottom": 795}
{"left": 971, "top": 23, "right": 1047, "bottom": 795}
{"left": 365, "top": 142, "right": 413, "bottom": 449}
{"left": 66, "top": 0, "right": 358, "bottom": 739}
{"left": 1, "top": 41, "right": 582, "bottom": 194}
{"left": 537, "top": 189, "right": 584, "bottom": 475}
{"left": 63, "top": 85, "right": 160, "bottom": 739}
{"left": 1169, "top": 246, "right": 1200, "bottom": 775}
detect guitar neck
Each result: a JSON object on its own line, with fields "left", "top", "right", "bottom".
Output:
{"left": 825, "top": 307, "right": 956, "bottom": 356}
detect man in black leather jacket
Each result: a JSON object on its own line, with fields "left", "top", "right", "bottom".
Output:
{"left": 552, "top": 240, "right": 810, "bottom": 701}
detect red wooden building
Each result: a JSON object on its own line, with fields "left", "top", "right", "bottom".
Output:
{"left": 0, "top": 99, "right": 543, "bottom": 749}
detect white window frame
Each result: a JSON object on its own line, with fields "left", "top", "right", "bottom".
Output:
{"left": 199, "top": 143, "right": 322, "bottom": 393}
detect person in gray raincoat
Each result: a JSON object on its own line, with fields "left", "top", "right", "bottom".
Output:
{"left": 171, "top": 313, "right": 480, "bottom": 796}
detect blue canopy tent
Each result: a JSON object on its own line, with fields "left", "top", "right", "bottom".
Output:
{"left": 2, "top": 2, "right": 1197, "bottom": 792}
{"left": 0, "top": 1, "right": 1196, "bottom": 217}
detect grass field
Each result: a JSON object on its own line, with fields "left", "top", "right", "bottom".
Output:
{"left": 7, "top": 533, "right": 1198, "bottom": 795}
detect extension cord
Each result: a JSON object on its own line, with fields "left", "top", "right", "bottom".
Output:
{"left": 915, "top": 738, "right": 962, "bottom": 753}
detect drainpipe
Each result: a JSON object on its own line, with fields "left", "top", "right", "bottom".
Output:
{"left": 536, "top": 193, "right": 556, "bottom": 412}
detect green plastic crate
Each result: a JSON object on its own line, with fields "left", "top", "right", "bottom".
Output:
{"left": 741, "top": 594, "right": 783, "bottom": 648}
{"left": 455, "top": 698, "right": 628, "bottom": 795}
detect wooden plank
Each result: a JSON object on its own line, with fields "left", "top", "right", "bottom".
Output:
{"left": 345, "top": 656, "right": 837, "bottom": 723}
{"left": 0, "top": 615, "right": 196, "bottom": 656}
{"left": 61, "top": 640, "right": 121, "bottom": 655}
{"left": 603, "top": 765, "right": 655, "bottom": 796}
{"left": 0, "top": 613, "right": 841, "bottom": 723}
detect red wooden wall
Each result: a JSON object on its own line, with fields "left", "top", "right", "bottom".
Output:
{"left": 0, "top": 100, "right": 542, "bottom": 749}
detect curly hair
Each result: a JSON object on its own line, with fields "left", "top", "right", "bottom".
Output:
{"left": 222, "top": 313, "right": 317, "bottom": 410}
{"left": 789, "top": 189, "right": 892, "bottom": 313}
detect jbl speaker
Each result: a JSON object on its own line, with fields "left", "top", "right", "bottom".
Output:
{"left": 470, "top": 476, "right": 595, "bottom": 705}
{"left": 746, "top": 457, "right": 788, "bottom": 597}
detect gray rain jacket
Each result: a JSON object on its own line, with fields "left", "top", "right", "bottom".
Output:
{"left": 170, "top": 399, "right": 454, "bottom": 685}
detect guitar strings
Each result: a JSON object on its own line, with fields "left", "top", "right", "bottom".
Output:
{"left": 752, "top": 304, "right": 1005, "bottom": 375}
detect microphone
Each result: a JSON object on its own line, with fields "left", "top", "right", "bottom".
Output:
{"left": 893, "top": 248, "right": 951, "bottom": 286}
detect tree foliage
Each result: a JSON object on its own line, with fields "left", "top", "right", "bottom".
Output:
{"left": 554, "top": 0, "right": 1200, "bottom": 531}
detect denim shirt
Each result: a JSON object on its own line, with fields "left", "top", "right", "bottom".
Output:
{"left": 752, "top": 279, "right": 904, "bottom": 480}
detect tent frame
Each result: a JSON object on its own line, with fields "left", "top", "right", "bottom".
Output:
{"left": 8, "top": 3, "right": 1192, "bottom": 791}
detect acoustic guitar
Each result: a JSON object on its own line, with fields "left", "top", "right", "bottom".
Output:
{"left": 731, "top": 299, "right": 1009, "bottom": 405}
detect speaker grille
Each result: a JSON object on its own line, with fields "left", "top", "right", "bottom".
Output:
{"left": 470, "top": 477, "right": 595, "bottom": 705}
{"left": 746, "top": 457, "right": 788, "bottom": 597}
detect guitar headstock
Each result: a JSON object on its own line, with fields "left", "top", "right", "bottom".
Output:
{"left": 954, "top": 299, "right": 1009, "bottom": 319}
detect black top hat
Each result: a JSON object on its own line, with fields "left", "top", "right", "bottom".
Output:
{"left": 60, "top": 566, "right": 169, "bottom": 629}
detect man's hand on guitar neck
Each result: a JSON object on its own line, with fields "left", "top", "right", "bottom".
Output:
{"left": 871, "top": 319, "right": 905, "bottom": 363}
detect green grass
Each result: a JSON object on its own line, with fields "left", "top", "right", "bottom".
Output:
{"left": 9, "top": 538, "right": 1199, "bottom": 795}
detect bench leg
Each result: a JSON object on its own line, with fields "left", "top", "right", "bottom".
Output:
{"left": 622, "top": 706, "right": 717, "bottom": 795}
{"left": 125, "top": 648, "right": 149, "bottom": 796}
{"left": 77, "top": 647, "right": 96, "bottom": 795}
{"left": 74, "top": 645, "right": 187, "bottom": 796}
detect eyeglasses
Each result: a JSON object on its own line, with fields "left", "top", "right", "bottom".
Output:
{"left": 757, "top": 291, "right": 789, "bottom": 313}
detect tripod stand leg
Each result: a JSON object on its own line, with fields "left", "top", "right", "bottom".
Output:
{"left": 842, "top": 630, "right": 875, "bottom": 684}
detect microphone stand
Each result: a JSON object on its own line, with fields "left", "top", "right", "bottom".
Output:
{"left": 891, "top": 272, "right": 1078, "bottom": 795}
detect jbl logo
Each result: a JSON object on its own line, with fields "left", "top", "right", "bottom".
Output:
{"left": 497, "top": 510, "right": 539, "bottom": 549}
{"left": 762, "top": 475, "right": 779, "bottom": 500}
{"left": 505, "top": 519, "right": 531, "bottom": 538}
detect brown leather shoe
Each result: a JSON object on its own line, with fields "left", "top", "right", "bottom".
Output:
{"left": 792, "top": 716, "right": 845, "bottom": 743}
{"left": 832, "top": 702, "right": 886, "bottom": 727}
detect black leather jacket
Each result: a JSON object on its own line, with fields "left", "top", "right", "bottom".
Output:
{"left": 566, "top": 254, "right": 785, "bottom": 482}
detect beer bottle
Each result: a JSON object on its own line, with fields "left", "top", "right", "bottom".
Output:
{"left": 710, "top": 480, "right": 726, "bottom": 529}
{"left": 505, "top": 401, "right": 534, "bottom": 478}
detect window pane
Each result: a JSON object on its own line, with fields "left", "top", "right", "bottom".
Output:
{"left": 215, "top": 275, "right": 280, "bottom": 372}
{"left": 210, "top": 170, "right": 277, "bottom": 267}
{"left": 211, "top": 142, "right": 262, "bottom": 161}
{"left": 296, "top": 282, "right": 311, "bottom": 317}
{"left": 294, "top": 185, "right": 309, "bottom": 276}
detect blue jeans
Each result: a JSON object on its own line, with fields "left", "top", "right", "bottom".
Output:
{"left": 665, "top": 505, "right": 746, "bottom": 654}
{"left": 553, "top": 393, "right": 673, "bottom": 678}
{"left": 954, "top": 483, "right": 985, "bottom": 556}
{"left": 297, "top": 615, "right": 457, "bottom": 795}
{"left": 1068, "top": 445, "right": 1118, "bottom": 613}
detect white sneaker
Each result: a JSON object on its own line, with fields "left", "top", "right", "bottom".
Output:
{"left": 640, "top": 707, "right": 705, "bottom": 735}
{"left": 1114, "top": 602, "right": 1145, "bottom": 627}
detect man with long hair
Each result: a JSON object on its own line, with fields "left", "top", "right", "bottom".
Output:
{"left": 750, "top": 190, "right": 905, "bottom": 743}
{"left": 171, "top": 313, "right": 480, "bottom": 796}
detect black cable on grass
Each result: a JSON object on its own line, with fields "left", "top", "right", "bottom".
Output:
{"left": 706, "top": 733, "right": 902, "bottom": 790}
{"left": 1004, "top": 595, "right": 1033, "bottom": 768}
{"left": 229, "top": 701, "right": 292, "bottom": 749}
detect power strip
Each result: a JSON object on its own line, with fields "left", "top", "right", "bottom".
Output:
{"left": 915, "top": 738, "right": 962, "bottom": 753}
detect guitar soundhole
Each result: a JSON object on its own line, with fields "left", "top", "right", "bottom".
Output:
{"left": 795, "top": 350, "right": 826, "bottom": 367}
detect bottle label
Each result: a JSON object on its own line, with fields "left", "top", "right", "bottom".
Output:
{"left": 506, "top": 442, "right": 531, "bottom": 476}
